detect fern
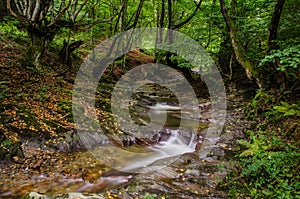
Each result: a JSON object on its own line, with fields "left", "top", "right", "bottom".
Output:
{"left": 273, "top": 102, "right": 300, "bottom": 117}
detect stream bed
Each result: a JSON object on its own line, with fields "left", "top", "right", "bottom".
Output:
{"left": 0, "top": 84, "right": 253, "bottom": 198}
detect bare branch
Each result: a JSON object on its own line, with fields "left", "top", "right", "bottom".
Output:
{"left": 76, "top": 15, "right": 115, "bottom": 31}
{"left": 58, "top": 0, "right": 65, "bottom": 14}
{"left": 31, "top": 0, "right": 40, "bottom": 21}
{"left": 50, "top": 0, "right": 55, "bottom": 21}
{"left": 14, "top": 0, "right": 22, "bottom": 15}
{"left": 6, "top": 0, "right": 26, "bottom": 20}
{"left": 114, "top": 0, "right": 128, "bottom": 33}
{"left": 74, "top": 0, "right": 89, "bottom": 22}
{"left": 126, "top": 0, "right": 144, "bottom": 30}
{"left": 27, "top": 0, "right": 33, "bottom": 18}
{"left": 48, "top": 0, "right": 72, "bottom": 27}
{"left": 23, "top": 0, "right": 28, "bottom": 16}
{"left": 39, "top": 1, "right": 51, "bottom": 21}
{"left": 71, "top": 0, "right": 79, "bottom": 21}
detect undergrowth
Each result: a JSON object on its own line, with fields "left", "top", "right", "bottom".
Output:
{"left": 222, "top": 89, "right": 300, "bottom": 198}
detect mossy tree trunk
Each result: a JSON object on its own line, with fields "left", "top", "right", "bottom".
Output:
{"left": 6, "top": 0, "right": 69, "bottom": 71}
{"left": 220, "top": 0, "right": 262, "bottom": 87}
{"left": 26, "top": 23, "right": 59, "bottom": 71}
{"left": 220, "top": 0, "right": 286, "bottom": 89}
{"left": 26, "top": 24, "right": 50, "bottom": 70}
{"left": 7, "top": 0, "right": 114, "bottom": 71}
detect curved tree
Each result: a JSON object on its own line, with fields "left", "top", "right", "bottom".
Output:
{"left": 6, "top": 0, "right": 71, "bottom": 70}
{"left": 219, "top": 0, "right": 286, "bottom": 88}
{"left": 6, "top": 0, "right": 113, "bottom": 70}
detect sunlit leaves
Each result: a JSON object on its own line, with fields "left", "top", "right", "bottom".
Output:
{"left": 259, "top": 44, "right": 300, "bottom": 71}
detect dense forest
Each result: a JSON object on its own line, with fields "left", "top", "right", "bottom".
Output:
{"left": 0, "top": 0, "right": 299, "bottom": 198}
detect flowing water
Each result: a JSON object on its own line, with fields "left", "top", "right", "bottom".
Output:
{"left": 91, "top": 99, "right": 207, "bottom": 173}
{"left": 113, "top": 83, "right": 207, "bottom": 173}
{"left": 118, "top": 120, "right": 197, "bottom": 172}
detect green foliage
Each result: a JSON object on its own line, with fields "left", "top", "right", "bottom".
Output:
{"left": 259, "top": 45, "right": 300, "bottom": 71}
{"left": 17, "top": 105, "right": 39, "bottom": 129}
{"left": 0, "top": 81, "right": 11, "bottom": 103}
{"left": 142, "top": 193, "right": 158, "bottom": 199}
{"left": 170, "top": 55, "right": 193, "bottom": 68}
{"left": 58, "top": 100, "right": 72, "bottom": 113}
{"left": 0, "top": 138, "right": 13, "bottom": 148}
{"left": 245, "top": 89, "right": 276, "bottom": 120}
{"left": 237, "top": 131, "right": 268, "bottom": 157}
{"left": 35, "top": 84, "right": 51, "bottom": 102}
{"left": 234, "top": 1, "right": 275, "bottom": 60}
{"left": 245, "top": 89, "right": 299, "bottom": 121}
{"left": 231, "top": 131, "right": 300, "bottom": 198}
{"left": 273, "top": 102, "right": 300, "bottom": 117}
{"left": 245, "top": 90, "right": 299, "bottom": 138}
{"left": 0, "top": 18, "right": 27, "bottom": 39}
{"left": 233, "top": 88, "right": 300, "bottom": 198}
{"left": 0, "top": 134, "right": 23, "bottom": 162}
{"left": 278, "top": 0, "right": 300, "bottom": 45}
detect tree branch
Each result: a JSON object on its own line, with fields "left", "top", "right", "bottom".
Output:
{"left": 31, "top": 0, "right": 40, "bottom": 21}
{"left": 13, "top": 0, "right": 22, "bottom": 15}
{"left": 6, "top": 0, "right": 26, "bottom": 21}
{"left": 76, "top": 15, "right": 115, "bottom": 31}
{"left": 27, "top": 0, "right": 33, "bottom": 19}
{"left": 160, "top": 0, "right": 165, "bottom": 28}
{"left": 173, "top": 0, "right": 203, "bottom": 29}
{"left": 167, "top": 0, "right": 172, "bottom": 29}
{"left": 114, "top": 0, "right": 128, "bottom": 32}
{"left": 48, "top": 0, "right": 71, "bottom": 27}
{"left": 126, "top": 0, "right": 144, "bottom": 30}
{"left": 74, "top": 0, "right": 89, "bottom": 22}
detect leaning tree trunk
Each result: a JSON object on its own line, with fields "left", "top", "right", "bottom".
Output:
{"left": 220, "top": 0, "right": 262, "bottom": 87}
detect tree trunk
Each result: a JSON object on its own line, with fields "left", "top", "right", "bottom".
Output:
{"left": 265, "top": 0, "right": 286, "bottom": 89}
{"left": 26, "top": 25, "right": 46, "bottom": 70}
{"left": 220, "top": 0, "right": 261, "bottom": 87}
{"left": 26, "top": 24, "right": 56, "bottom": 71}
{"left": 120, "top": 0, "right": 128, "bottom": 31}
{"left": 267, "top": 0, "right": 285, "bottom": 52}
{"left": 60, "top": 40, "right": 84, "bottom": 69}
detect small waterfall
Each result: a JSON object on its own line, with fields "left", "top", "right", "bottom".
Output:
{"left": 120, "top": 129, "right": 196, "bottom": 172}
{"left": 150, "top": 129, "right": 195, "bottom": 156}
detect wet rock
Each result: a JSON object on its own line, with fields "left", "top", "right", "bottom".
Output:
{"left": 23, "top": 192, "right": 106, "bottom": 199}
{"left": 184, "top": 169, "right": 200, "bottom": 177}
{"left": 207, "top": 147, "right": 225, "bottom": 160}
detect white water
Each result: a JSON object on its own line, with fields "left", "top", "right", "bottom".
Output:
{"left": 119, "top": 129, "right": 196, "bottom": 173}
{"left": 149, "top": 103, "right": 181, "bottom": 111}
